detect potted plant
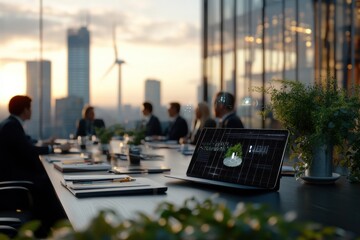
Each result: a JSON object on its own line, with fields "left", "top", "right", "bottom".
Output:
{"left": 255, "top": 78, "right": 360, "bottom": 182}
{"left": 125, "top": 129, "right": 146, "bottom": 165}
{"left": 95, "top": 124, "right": 126, "bottom": 154}
{"left": 126, "top": 128, "right": 146, "bottom": 146}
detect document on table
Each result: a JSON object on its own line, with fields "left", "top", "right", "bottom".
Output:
{"left": 110, "top": 165, "right": 170, "bottom": 174}
{"left": 53, "top": 161, "right": 112, "bottom": 172}
{"left": 45, "top": 154, "right": 91, "bottom": 163}
{"left": 145, "top": 142, "right": 181, "bottom": 149}
{"left": 61, "top": 175, "right": 167, "bottom": 198}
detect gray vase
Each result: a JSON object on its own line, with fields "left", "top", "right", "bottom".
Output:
{"left": 305, "top": 143, "right": 333, "bottom": 177}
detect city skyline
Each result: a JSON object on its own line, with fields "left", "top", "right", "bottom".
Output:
{"left": 0, "top": 0, "right": 201, "bottom": 110}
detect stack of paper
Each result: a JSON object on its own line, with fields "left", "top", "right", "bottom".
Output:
{"left": 53, "top": 161, "right": 112, "bottom": 172}
{"left": 145, "top": 141, "right": 180, "bottom": 149}
{"left": 45, "top": 154, "right": 88, "bottom": 163}
{"left": 61, "top": 174, "right": 167, "bottom": 198}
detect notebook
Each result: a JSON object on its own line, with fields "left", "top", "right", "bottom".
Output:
{"left": 110, "top": 164, "right": 171, "bottom": 174}
{"left": 53, "top": 161, "right": 112, "bottom": 172}
{"left": 166, "top": 128, "right": 289, "bottom": 191}
{"left": 61, "top": 174, "right": 167, "bottom": 198}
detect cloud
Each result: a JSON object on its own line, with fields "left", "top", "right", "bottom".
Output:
{"left": 0, "top": 3, "right": 39, "bottom": 44}
{"left": 0, "top": 2, "right": 199, "bottom": 51}
{"left": 118, "top": 18, "right": 199, "bottom": 46}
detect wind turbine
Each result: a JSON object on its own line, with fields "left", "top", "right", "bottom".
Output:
{"left": 100, "top": 25, "right": 125, "bottom": 122}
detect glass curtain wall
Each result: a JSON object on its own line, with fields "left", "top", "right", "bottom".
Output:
{"left": 202, "top": 0, "right": 360, "bottom": 129}
{"left": 205, "top": 0, "right": 222, "bottom": 104}
{"left": 236, "top": 0, "right": 263, "bottom": 128}
{"left": 223, "top": 0, "right": 236, "bottom": 94}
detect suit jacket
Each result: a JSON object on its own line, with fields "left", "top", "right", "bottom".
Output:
{"left": 0, "top": 116, "right": 67, "bottom": 236}
{"left": 166, "top": 116, "right": 189, "bottom": 141}
{"left": 221, "top": 112, "right": 244, "bottom": 128}
{"left": 145, "top": 115, "right": 162, "bottom": 136}
{"left": 76, "top": 118, "right": 105, "bottom": 137}
{"left": 0, "top": 115, "right": 49, "bottom": 183}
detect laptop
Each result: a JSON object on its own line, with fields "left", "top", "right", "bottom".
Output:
{"left": 166, "top": 128, "right": 289, "bottom": 191}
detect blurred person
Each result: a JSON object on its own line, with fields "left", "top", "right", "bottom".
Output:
{"left": 214, "top": 91, "right": 244, "bottom": 128}
{"left": 165, "top": 102, "right": 188, "bottom": 142}
{"left": 76, "top": 105, "right": 105, "bottom": 137}
{"left": 142, "top": 102, "right": 162, "bottom": 137}
{"left": 0, "top": 95, "right": 69, "bottom": 237}
{"left": 189, "top": 102, "right": 216, "bottom": 145}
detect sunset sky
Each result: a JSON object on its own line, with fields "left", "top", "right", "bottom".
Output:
{"left": 0, "top": 0, "right": 201, "bottom": 109}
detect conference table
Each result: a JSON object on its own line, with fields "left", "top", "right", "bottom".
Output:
{"left": 41, "top": 141, "right": 360, "bottom": 236}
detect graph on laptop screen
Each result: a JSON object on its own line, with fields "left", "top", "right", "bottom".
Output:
{"left": 187, "top": 128, "right": 289, "bottom": 188}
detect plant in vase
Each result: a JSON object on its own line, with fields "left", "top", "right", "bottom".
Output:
{"left": 126, "top": 128, "right": 146, "bottom": 146}
{"left": 95, "top": 124, "right": 126, "bottom": 154}
{"left": 125, "top": 128, "right": 146, "bottom": 164}
{"left": 254, "top": 78, "right": 360, "bottom": 182}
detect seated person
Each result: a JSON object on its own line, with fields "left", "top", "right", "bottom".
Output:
{"left": 0, "top": 95, "right": 69, "bottom": 237}
{"left": 165, "top": 102, "right": 188, "bottom": 142}
{"left": 189, "top": 102, "right": 216, "bottom": 145}
{"left": 214, "top": 91, "right": 244, "bottom": 128}
{"left": 142, "top": 102, "right": 162, "bottom": 137}
{"left": 76, "top": 105, "right": 105, "bottom": 137}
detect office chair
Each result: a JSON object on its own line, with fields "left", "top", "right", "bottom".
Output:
{"left": 0, "top": 181, "right": 34, "bottom": 237}
{"left": 0, "top": 225, "right": 17, "bottom": 238}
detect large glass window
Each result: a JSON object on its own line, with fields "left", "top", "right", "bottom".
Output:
{"left": 283, "top": 0, "right": 297, "bottom": 81}
{"left": 223, "top": 0, "right": 235, "bottom": 94}
{"left": 206, "top": 0, "right": 222, "bottom": 102}
{"left": 264, "top": 0, "right": 284, "bottom": 82}
{"left": 236, "top": 0, "right": 263, "bottom": 129}
{"left": 297, "top": 0, "right": 315, "bottom": 84}
{"left": 203, "top": 0, "right": 360, "bottom": 129}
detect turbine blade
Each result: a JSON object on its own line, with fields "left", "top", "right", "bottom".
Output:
{"left": 99, "top": 63, "right": 116, "bottom": 81}
{"left": 113, "top": 24, "right": 118, "bottom": 60}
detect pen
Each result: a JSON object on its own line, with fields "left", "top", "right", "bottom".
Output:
{"left": 113, "top": 177, "right": 136, "bottom": 182}
{"left": 72, "top": 177, "right": 135, "bottom": 184}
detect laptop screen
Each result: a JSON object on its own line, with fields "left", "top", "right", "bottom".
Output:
{"left": 187, "top": 128, "right": 289, "bottom": 189}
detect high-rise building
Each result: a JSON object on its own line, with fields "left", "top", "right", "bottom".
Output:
{"left": 144, "top": 79, "right": 161, "bottom": 117}
{"left": 67, "top": 26, "right": 90, "bottom": 105}
{"left": 54, "top": 96, "right": 83, "bottom": 138}
{"left": 25, "top": 60, "right": 52, "bottom": 139}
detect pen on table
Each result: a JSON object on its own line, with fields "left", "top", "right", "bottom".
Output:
{"left": 72, "top": 177, "right": 136, "bottom": 184}
{"left": 113, "top": 177, "right": 136, "bottom": 182}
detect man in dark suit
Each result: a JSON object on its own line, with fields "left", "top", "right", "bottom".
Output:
{"left": 214, "top": 91, "right": 244, "bottom": 128}
{"left": 0, "top": 95, "right": 68, "bottom": 237}
{"left": 166, "top": 102, "right": 188, "bottom": 142}
{"left": 76, "top": 105, "right": 105, "bottom": 137}
{"left": 142, "top": 102, "right": 162, "bottom": 136}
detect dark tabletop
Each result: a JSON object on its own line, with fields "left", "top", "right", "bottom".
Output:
{"left": 41, "top": 143, "right": 360, "bottom": 236}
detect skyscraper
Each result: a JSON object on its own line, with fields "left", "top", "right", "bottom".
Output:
{"left": 55, "top": 96, "right": 83, "bottom": 138}
{"left": 25, "top": 60, "right": 52, "bottom": 139}
{"left": 144, "top": 79, "right": 161, "bottom": 116}
{"left": 67, "top": 26, "right": 90, "bottom": 105}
